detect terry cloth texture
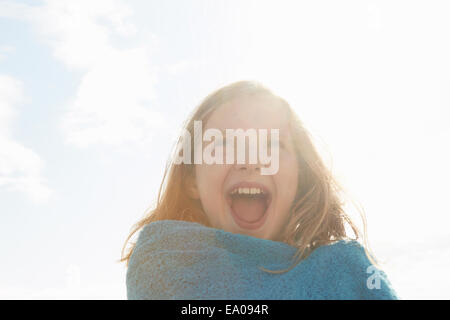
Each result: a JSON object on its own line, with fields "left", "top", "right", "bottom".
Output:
{"left": 127, "top": 220, "right": 399, "bottom": 300}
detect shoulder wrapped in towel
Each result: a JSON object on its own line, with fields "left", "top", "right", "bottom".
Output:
{"left": 126, "top": 220, "right": 399, "bottom": 300}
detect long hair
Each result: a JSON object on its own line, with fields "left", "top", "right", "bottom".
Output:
{"left": 119, "top": 80, "right": 378, "bottom": 273}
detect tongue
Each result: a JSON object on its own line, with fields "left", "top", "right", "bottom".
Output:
{"left": 231, "top": 196, "right": 267, "bottom": 223}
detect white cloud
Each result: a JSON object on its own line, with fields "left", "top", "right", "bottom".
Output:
{"left": 60, "top": 47, "right": 164, "bottom": 147}
{"left": 32, "top": 0, "right": 135, "bottom": 70}
{"left": 375, "top": 237, "right": 450, "bottom": 299}
{"left": 0, "top": 1, "right": 32, "bottom": 21}
{"left": 1, "top": 0, "right": 165, "bottom": 148}
{"left": 65, "top": 264, "right": 81, "bottom": 291}
{"left": 0, "top": 75, "right": 52, "bottom": 203}
{"left": 0, "top": 283, "right": 125, "bottom": 300}
{"left": 166, "top": 59, "right": 207, "bottom": 76}
{"left": 25, "top": 0, "right": 165, "bottom": 148}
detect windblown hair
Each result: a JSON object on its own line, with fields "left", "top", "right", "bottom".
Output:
{"left": 120, "top": 80, "right": 378, "bottom": 273}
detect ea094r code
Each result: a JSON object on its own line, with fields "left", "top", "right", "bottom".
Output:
{"left": 225, "top": 304, "right": 269, "bottom": 315}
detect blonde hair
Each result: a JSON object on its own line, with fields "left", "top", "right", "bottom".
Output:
{"left": 119, "top": 80, "right": 379, "bottom": 273}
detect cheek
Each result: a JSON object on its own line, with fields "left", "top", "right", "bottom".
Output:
{"left": 278, "top": 153, "right": 299, "bottom": 202}
{"left": 194, "top": 164, "right": 229, "bottom": 210}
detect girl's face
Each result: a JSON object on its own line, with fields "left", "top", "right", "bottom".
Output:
{"left": 192, "top": 95, "right": 299, "bottom": 241}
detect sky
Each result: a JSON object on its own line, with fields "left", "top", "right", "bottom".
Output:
{"left": 0, "top": 0, "right": 449, "bottom": 299}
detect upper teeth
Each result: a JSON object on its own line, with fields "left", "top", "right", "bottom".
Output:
{"left": 230, "top": 187, "right": 265, "bottom": 195}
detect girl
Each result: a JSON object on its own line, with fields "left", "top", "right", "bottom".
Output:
{"left": 121, "top": 80, "right": 399, "bottom": 300}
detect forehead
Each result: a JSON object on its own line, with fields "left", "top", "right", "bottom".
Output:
{"left": 205, "top": 95, "right": 290, "bottom": 136}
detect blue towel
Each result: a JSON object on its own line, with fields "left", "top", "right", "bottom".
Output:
{"left": 127, "top": 220, "right": 399, "bottom": 299}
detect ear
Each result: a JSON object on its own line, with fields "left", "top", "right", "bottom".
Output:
{"left": 185, "top": 173, "right": 200, "bottom": 200}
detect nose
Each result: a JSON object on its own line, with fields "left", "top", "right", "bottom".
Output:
{"left": 234, "top": 162, "right": 262, "bottom": 173}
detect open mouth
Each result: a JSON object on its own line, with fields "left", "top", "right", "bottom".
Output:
{"left": 226, "top": 183, "right": 272, "bottom": 230}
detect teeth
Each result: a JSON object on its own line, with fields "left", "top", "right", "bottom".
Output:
{"left": 231, "top": 187, "right": 264, "bottom": 195}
